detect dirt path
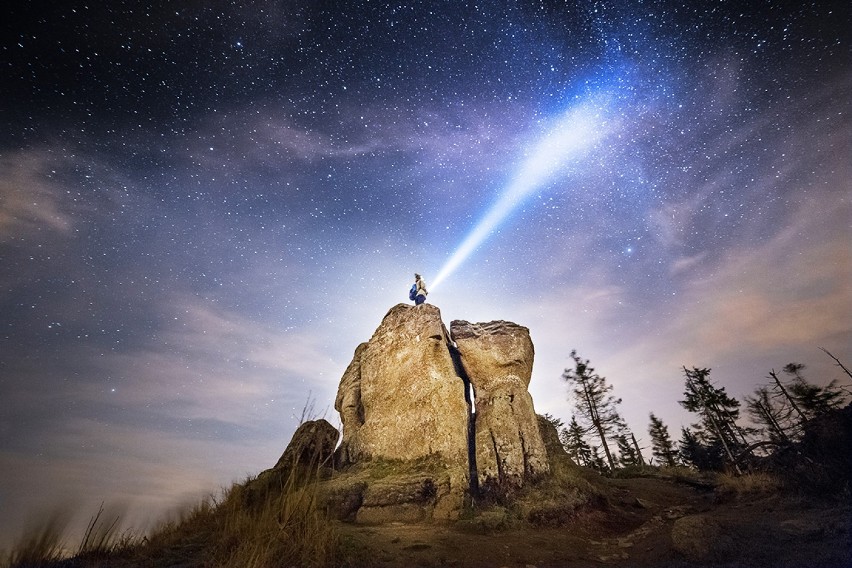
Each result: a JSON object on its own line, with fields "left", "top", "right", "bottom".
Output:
{"left": 335, "top": 476, "right": 851, "bottom": 568}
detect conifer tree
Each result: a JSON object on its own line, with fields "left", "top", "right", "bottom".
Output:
{"left": 562, "top": 350, "right": 624, "bottom": 471}
{"left": 559, "top": 416, "right": 593, "bottom": 467}
{"left": 615, "top": 433, "right": 640, "bottom": 467}
{"left": 744, "top": 386, "right": 794, "bottom": 444}
{"left": 588, "top": 445, "right": 608, "bottom": 472}
{"left": 678, "top": 426, "right": 725, "bottom": 471}
{"left": 648, "top": 413, "right": 679, "bottom": 467}
{"left": 783, "top": 363, "right": 847, "bottom": 418}
{"left": 679, "top": 367, "right": 747, "bottom": 472}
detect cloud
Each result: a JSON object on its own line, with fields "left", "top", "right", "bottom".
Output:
{"left": 65, "top": 293, "right": 343, "bottom": 424}
{"left": 674, "top": 222, "right": 850, "bottom": 355}
{"left": 0, "top": 150, "right": 75, "bottom": 236}
{"left": 506, "top": 182, "right": 851, "bottom": 442}
{"left": 0, "top": 291, "right": 344, "bottom": 549}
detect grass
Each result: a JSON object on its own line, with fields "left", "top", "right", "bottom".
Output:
{"left": 3, "top": 510, "right": 69, "bottom": 568}
{"left": 714, "top": 471, "right": 781, "bottom": 498}
{"left": 3, "top": 459, "right": 341, "bottom": 568}
{"left": 138, "top": 458, "right": 340, "bottom": 568}
{"left": 506, "top": 455, "right": 607, "bottom": 527}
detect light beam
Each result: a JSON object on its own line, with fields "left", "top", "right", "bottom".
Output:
{"left": 431, "top": 102, "right": 609, "bottom": 290}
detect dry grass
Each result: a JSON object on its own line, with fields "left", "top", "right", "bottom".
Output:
{"left": 3, "top": 510, "right": 69, "bottom": 568}
{"left": 137, "top": 460, "right": 340, "bottom": 568}
{"left": 3, "top": 460, "right": 340, "bottom": 568}
{"left": 714, "top": 471, "right": 782, "bottom": 498}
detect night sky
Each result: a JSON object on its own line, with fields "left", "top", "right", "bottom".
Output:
{"left": 2, "top": 0, "right": 850, "bottom": 546}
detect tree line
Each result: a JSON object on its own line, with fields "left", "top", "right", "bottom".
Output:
{"left": 547, "top": 348, "right": 851, "bottom": 474}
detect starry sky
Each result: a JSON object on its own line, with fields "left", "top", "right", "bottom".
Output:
{"left": 1, "top": 0, "right": 850, "bottom": 547}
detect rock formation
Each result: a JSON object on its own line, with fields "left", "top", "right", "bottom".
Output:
{"left": 334, "top": 303, "right": 469, "bottom": 466}
{"left": 450, "top": 320, "right": 549, "bottom": 492}
{"left": 325, "top": 304, "right": 552, "bottom": 521}
{"left": 274, "top": 419, "right": 339, "bottom": 469}
{"left": 334, "top": 342, "right": 368, "bottom": 465}
{"left": 332, "top": 303, "right": 471, "bottom": 520}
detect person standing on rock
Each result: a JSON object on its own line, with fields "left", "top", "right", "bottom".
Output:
{"left": 410, "top": 273, "right": 428, "bottom": 305}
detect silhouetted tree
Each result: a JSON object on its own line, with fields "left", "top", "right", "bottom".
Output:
{"left": 679, "top": 426, "right": 725, "bottom": 471}
{"left": 562, "top": 350, "right": 624, "bottom": 471}
{"left": 648, "top": 413, "right": 679, "bottom": 467}
{"left": 768, "top": 369, "right": 807, "bottom": 425}
{"left": 613, "top": 423, "right": 645, "bottom": 468}
{"left": 820, "top": 347, "right": 852, "bottom": 381}
{"left": 679, "top": 367, "right": 748, "bottom": 472}
{"left": 560, "top": 416, "right": 593, "bottom": 467}
{"left": 615, "top": 433, "right": 640, "bottom": 467}
{"left": 588, "top": 445, "right": 608, "bottom": 472}
{"left": 745, "top": 386, "right": 795, "bottom": 444}
{"left": 541, "top": 413, "right": 564, "bottom": 430}
{"left": 783, "top": 363, "right": 847, "bottom": 419}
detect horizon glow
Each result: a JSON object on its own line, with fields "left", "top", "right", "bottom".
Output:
{"left": 430, "top": 102, "right": 609, "bottom": 290}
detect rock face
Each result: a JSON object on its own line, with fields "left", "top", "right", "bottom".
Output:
{"left": 332, "top": 304, "right": 470, "bottom": 520}
{"left": 274, "top": 419, "right": 339, "bottom": 469}
{"left": 450, "top": 320, "right": 549, "bottom": 492}
{"left": 335, "top": 304, "right": 469, "bottom": 466}
{"left": 334, "top": 342, "right": 368, "bottom": 465}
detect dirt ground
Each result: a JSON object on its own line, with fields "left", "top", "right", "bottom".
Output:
{"left": 335, "top": 476, "right": 852, "bottom": 568}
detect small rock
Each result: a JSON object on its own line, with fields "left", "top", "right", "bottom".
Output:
{"left": 663, "top": 505, "right": 693, "bottom": 520}
{"left": 671, "top": 514, "right": 721, "bottom": 561}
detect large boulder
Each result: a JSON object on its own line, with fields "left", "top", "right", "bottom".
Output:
{"left": 331, "top": 304, "right": 470, "bottom": 519}
{"left": 274, "top": 419, "right": 339, "bottom": 469}
{"left": 450, "top": 320, "right": 549, "bottom": 492}
{"left": 336, "top": 304, "right": 469, "bottom": 466}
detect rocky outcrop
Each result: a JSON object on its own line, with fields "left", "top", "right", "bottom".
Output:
{"left": 331, "top": 304, "right": 470, "bottom": 520}
{"left": 274, "top": 419, "right": 339, "bottom": 469}
{"left": 335, "top": 304, "right": 469, "bottom": 466}
{"left": 450, "top": 320, "right": 549, "bottom": 492}
{"left": 325, "top": 305, "right": 557, "bottom": 521}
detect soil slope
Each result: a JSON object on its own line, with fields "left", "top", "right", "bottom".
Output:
{"left": 335, "top": 475, "right": 851, "bottom": 568}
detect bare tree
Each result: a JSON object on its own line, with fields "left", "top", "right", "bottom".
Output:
{"left": 768, "top": 369, "right": 806, "bottom": 423}
{"left": 820, "top": 347, "right": 852, "bottom": 381}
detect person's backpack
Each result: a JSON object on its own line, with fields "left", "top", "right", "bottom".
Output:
{"left": 408, "top": 284, "right": 417, "bottom": 301}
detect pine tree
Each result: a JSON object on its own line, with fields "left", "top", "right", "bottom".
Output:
{"left": 783, "top": 363, "right": 847, "bottom": 418}
{"left": 615, "top": 433, "right": 640, "bottom": 467}
{"left": 679, "top": 367, "right": 747, "bottom": 472}
{"left": 560, "top": 416, "right": 593, "bottom": 467}
{"left": 744, "top": 386, "right": 795, "bottom": 444}
{"left": 678, "top": 426, "right": 725, "bottom": 471}
{"left": 588, "top": 445, "right": 608, "bottom": 472}
{"left": 562, "top": 350, "right": 624, "bottom": 471}
{"left": 648, "top": 413, "right": 679, "bottom": 467}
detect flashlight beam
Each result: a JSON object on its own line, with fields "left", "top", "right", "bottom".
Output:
{"left": 431, "top": 103, "right": 606, "bottom": 290}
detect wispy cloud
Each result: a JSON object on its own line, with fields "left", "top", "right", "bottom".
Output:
{"left": 0, "top": 150, "right": 75, "bottom": 236}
